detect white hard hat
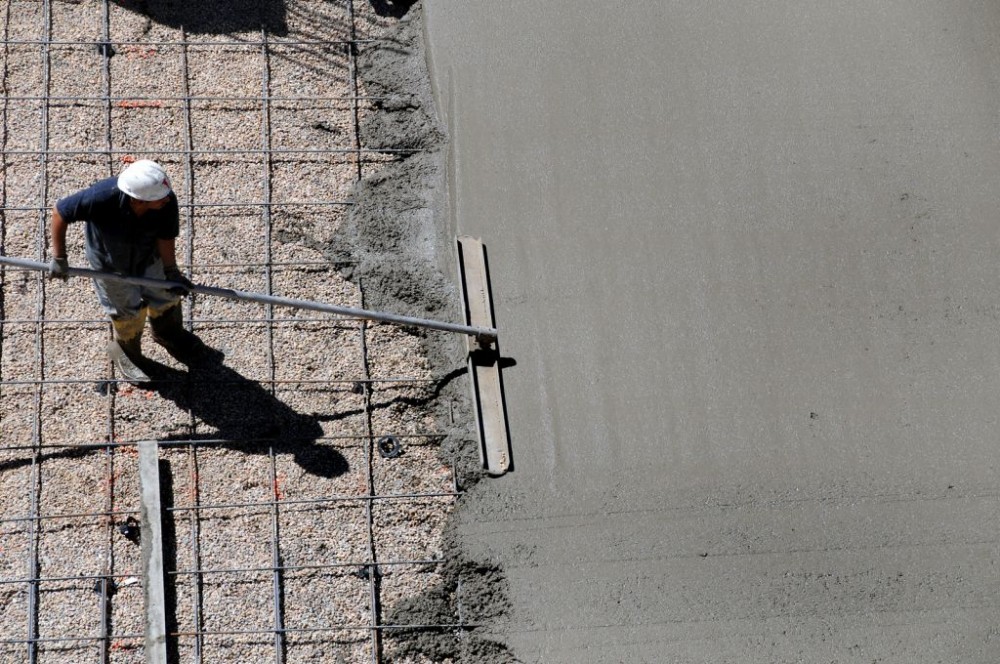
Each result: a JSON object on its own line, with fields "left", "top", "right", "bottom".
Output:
{"left": 118, "top": 160, "right": 172, "bottom": 201}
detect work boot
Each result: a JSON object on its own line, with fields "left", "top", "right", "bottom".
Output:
{"left": 108, "top": 310, "right": 151, "bottom": 383}
{"left": 149, "top": 303, "right": 206, "bottom": 361}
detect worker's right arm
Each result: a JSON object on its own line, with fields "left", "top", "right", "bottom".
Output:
{"left": 50, "top": 206, "right": 68, "bottom": 257}
{"left": 48, "top": 206, "right": 69, "bottom": 279}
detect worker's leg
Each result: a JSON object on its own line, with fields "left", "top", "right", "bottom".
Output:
{"left": 110, "top": 307, "right": 148, "bottom": 366}
{"left": 143, "top": 260, "right": 207, "bottom": 359}
{"left": 148, "top": 300, "right": 205, "bottom": 357}
{"left": 93, "top": 275, "right": 151, "bottom": 382}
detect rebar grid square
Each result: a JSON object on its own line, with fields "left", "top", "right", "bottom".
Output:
{"left": 113, "top": 384, "right": 190, "bottom": 444}
{"left": 41, "top": 324, "right": 106, "bottom": 379}
{"left": 372, "top": 497, "right": 452, "bottom": 563}
{"left": 378, "top": 566, "right": 451, "bottom": 617}
{"left": 271, "top": 162, "right": 357, "bottom": 212}
{"left": 190, "top": 107, "right": 263, "bottom": 152}
{"left": 0, "top": 287, "right": 36, "bottom": 330}
{"left": 271, "top": 320, "right": 359, "bottom": 377}
{"left": 168, "top": 572, "right": 200, "bottom": 651}
{"left": 281, "top": 435, "right": 365, "bottom": 478}
{"left": 373, "top": 440, "right": 453, "bottom": 498}
{"left": 49, "top": 0, "right": 102, "bottom": 37}
{"left": 268, "top": 43, "right": 352, "bottom": 96}
{"left": 193, "top": 510, "right": 275, "bottom": 579}
{"left": 0, "top": 44, "right": 42, "bottom": 98}
{"left": 48, "top": 49, "right": 102, "bottom": 103}
{"left": 0, "top": 385, "right": 35, "bottom": 447}
{"left": 111, "top": 106, "right": 186, "bottom": 155}
{"left": 0, "top": 497, "right": 32, "bottom": 635}
{"left": 190, "top": 276, "right": 268, "bottom": 324}
{"left": 1, "top": 160, "right": 45, "bottom": 214}
{"left": 109, "top": 446, "right": 141, "bottom": 512}
{"left": 46, "top": 105, "right": 106, "bottom": 153}
{"left": 190, "top": 222, "right": 269, "bottom": 281}
{"left": 41, "top": 275, "right": 101, "bottom": 322}
{"left": 186, "top": 45, "right": 264, "bottom": 99}
{"left": 39, "top": 383, "right": 109, "bottom": 445}
{"left": 368, "top": 380, "right": 438, "bottom": 436}
{"left": 289, "top": 388, "right": 369, "bottom": 439}
{"left": 191, "top": 321, "right": 271, "bottom": 384}
{"left": 271, "top": 381, "right": 366, "bottom": 438}
{"left": 38, "top": 451, "right": 106, "bottom": 517}
{"left": 0, "top": 454, "right": 30, "bottom": 511}
{"left": 1, "top": 105, "right": 44, "bottom": 155}
{"left": 107, "top": 582, "right": 144, "bottom": 653}
{"left": 196, "top": 566, "right": 277, "bottom": 660}
{"left": 195, "top": 601, "right": 276, "bottom": 662}
{"left": 190, "top": 159, "right": 264, "bottom": 212}
{"left": 274, "top": 489, "right": 371, "bottom": 565}
{"left": 269, "top": 254, "right": 357, "bottom": 300}
{"left": 3, "top": 2, "right": 42, "bottom": 39}
{"left": 108, "top": 50, "right": 183, "bottom": 104}
{"left": 34, "top": 637, "right": 103, "bottom": 664}
{"left": 366, "top": 325, "right": 438, "bottom": 438}
{"left": 284, "top": 628, "right": 372, "bottom": 664}
{"left": 270, "top": 101, "right": 355, "bottom": 149}
{"left": 0, "top": 579, "right": 29, "bottom": 659}
{"left": 34, "top": 560, "right": 104, "bottom": 635}
{"left": 281, "top": 568, "right": 372, "bottom": 636}
{"left": 175, "top": 446, "right": 272, "bottom": 510}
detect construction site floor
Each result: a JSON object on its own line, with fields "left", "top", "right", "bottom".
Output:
{"left": 0, "top": 2, "right": 486, "bottom": 663}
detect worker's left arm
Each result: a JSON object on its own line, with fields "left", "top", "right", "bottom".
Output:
{"left": 157, "top": 237, "right": 178, "bottom": 269}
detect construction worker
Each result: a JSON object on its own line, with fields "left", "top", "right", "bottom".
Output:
{"left": 48, "top": 159, "right": 202, "bottom": 381}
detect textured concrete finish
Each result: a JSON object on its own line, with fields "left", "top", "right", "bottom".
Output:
{"left": 424, "top": 2, "right": 1000, "bottom": 662}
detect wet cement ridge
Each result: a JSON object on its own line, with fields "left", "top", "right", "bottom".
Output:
{"left": 324, "top": 7, "right": 518, "bottom": 663}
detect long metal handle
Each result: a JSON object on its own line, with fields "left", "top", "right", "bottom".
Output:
{"left": 0, "top": 254, "right": 498, "bottom": 339}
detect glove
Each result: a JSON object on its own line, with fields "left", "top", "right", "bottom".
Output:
{"left": 163, "top": 264, "right": 194, "bottom": 296}
{"left": 48, "top": 255, "right": 69, "bottom": 281}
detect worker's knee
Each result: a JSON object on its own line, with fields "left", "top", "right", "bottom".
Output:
{"left": 147, "top": 299, "right": 181, "bottom": 318}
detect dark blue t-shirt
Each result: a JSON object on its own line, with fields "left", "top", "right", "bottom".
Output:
{"left": 56, "top": 176, "right": 179, "bottom": 276}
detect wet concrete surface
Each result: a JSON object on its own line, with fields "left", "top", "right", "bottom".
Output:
{"left": 423, "top": 2, "right": 1000, "bottom": 662}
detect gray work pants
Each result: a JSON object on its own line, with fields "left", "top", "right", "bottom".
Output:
{"left": 91, "top": 258, "right": 180, "bottom": 319}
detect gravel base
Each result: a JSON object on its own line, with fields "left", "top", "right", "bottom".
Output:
{"left": 0, "top": 2, "right": 495, "bottom": 663}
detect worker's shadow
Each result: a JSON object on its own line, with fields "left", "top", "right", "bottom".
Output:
{"left": 149, "top": 351, "right": 348, "bottom": 479}
{"left": 108, "top": 0, "right": 288, "bottom": 35}
{"left": 369, "top": 0, "right": 417, "bottom": 18}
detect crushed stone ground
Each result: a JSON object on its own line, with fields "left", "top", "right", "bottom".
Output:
{"left": 0, "top": 2, "right": 508, "bottom": 662}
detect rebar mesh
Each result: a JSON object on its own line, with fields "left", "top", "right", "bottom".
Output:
{"left": 0, "top": 2, "right": 463, "bottom": 662}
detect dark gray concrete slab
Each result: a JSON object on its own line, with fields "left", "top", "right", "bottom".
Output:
{"left": 423, "top": 2, "right": 1000, "bottom": 662}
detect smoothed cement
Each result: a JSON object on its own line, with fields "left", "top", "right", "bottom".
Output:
{"left": 424, "top": 2, "right": 1000, "bottom": 662}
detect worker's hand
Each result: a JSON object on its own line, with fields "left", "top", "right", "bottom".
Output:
{"left": 163, "top": 265, "right": 194, "bottom": 296}
{"left": 48, "top": 255, "right": 69, "bottom": 281}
